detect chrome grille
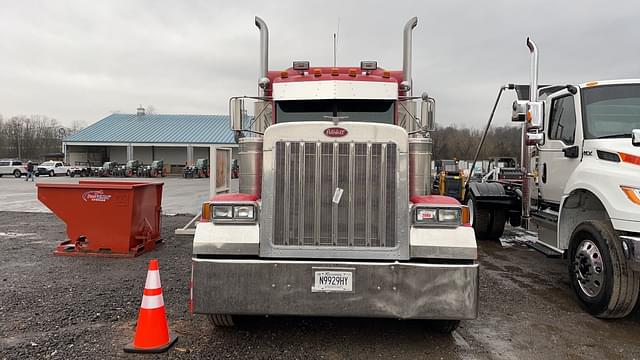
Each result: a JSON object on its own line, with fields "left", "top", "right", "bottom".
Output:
{"left": 273, "top": 141, "right": 397, "bottom": 248}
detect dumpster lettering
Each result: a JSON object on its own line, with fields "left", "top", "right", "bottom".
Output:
{"left": 82, "top": 190, "right": 112, "bottom": 202}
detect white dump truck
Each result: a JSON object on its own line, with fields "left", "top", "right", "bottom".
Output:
{"left": 468, "top": 38, "right": 640, "bottom": 318}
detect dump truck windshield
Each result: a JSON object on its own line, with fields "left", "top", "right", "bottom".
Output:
{"left": 276, "top": 99, "right": 395, "bottom": 124}
{"left": 582, "top": 84, "right": 640, "bottom": 139}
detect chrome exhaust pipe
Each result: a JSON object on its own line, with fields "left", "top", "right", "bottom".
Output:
{"left": 255, "top": 16, "right": 270, "bottom": 94}
{"left": 526, "top": 37, "right": 539, "bottom": 102}
{"left": 401, "top": 17, "right": 418, "bottom": 92}
{"left": 521, "top": 37, "right": 539, "bottom": 229}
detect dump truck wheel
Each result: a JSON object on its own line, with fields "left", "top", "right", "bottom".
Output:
{"left": 208, "top": 314, "right": 235, "bottom": 327}
{"left": 568, "top": 220, "right": 640, "bottom": 318}
{"left": 13, "top": 170, "right": 21, "bottom": 178}
{"left": 428, "top": 320, "right": 460, "bottom": 334}
{"left": 486, "top": 210, "right": 506, "bottom": 240}
{"left": 467, "top": 195, "right": 490, "bottom": 240}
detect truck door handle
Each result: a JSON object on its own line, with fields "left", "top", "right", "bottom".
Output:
{"left": 542, "top": 163, "right": 547, "bottom": 184}
{"left": 563, "top": 145, "right": 580, "bottom": 158}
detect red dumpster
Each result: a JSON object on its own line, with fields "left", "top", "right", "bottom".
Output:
{"left": 36, "top": 180, "right": 164, "bottom": 257}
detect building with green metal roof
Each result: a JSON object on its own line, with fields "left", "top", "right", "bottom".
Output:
{"left": 63, "top": 108, "right": 238, "bottom": 174}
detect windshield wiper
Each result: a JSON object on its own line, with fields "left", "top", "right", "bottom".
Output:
{"left": 597, "top": 133, "right": 631, "bottom": 139}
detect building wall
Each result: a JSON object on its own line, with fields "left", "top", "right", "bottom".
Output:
{"left": 133, "top": 146, "right": 153, "bottom": 164}
{"left": 108, "top": 146, "right": 127, "bottom": 163}
{"left": 155, "top": 146, "right": 187, "bottom": 165}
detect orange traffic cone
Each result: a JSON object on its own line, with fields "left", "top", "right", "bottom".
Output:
{"left": 124, "top": 259, "right": 178, "bottom": 353}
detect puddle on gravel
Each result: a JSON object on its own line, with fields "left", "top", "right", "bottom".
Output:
{"left": 0, "top": 232, "right": 37, "bottom": 238}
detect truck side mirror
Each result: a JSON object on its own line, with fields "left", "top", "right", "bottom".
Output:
{"left": 420, "top": 99, "right": 436, "bottom": 131}
{"left": 230, "top": 98, "right": 244, "bottom": 131}
{"left": 633, "top": 129, "right": 640, "bottom": 147}
{"left": 511, "top": 100, "right": 527, "bottom": 122}
{"left": 527, "top": 101, "right": 544, "bottom": 130}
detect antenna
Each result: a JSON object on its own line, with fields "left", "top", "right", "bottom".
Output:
{"left": 333, "top": 18, "right": 340, "bottom": 67}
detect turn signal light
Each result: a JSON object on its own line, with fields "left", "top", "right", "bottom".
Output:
{"left": 621, "top": 186, "right": 640, "bottom": 206}
{"left": 461, "top": 206, "right": 470, "bottom": 225}
{"left": 200, "top": 202, "right": 211, "bottom": 222}
{"left": 620, "top": 152, "right": 640, "bottom": 166}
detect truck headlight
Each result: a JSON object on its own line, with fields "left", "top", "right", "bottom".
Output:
{"left": 413, "top": 206, "right": 463, "bottom": 227}
{"left": 621, "top": 186, "right": 640, "bottom": 206}
{"left": 212, "top": 205, "right": 233, "bottom": 219}
{"left": 234, "top": 205, "right": 255, "bottom": 219}
{"left": 210, "top": 203, "right": 258, "bottom": 223}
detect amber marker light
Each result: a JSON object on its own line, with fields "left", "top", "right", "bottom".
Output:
{"left": 382, "top": 71, "right": 391, "bottom": 78}
{"left": 200, "top": 202, "right": 211, "bottom": 222}
{"left": 620, "top": 152, "right": 640, "bottom": 166}
{"left": 461, "top": 206, "right": 471, "bottom": 225}
{"left": 586, "top": 81, "right": 599, "bottom": 87}
{"left": 280, "top": 71, "right": 288, "bottom": 78}
{"left": 348, "top": 69, "right": 357, "bottom": 77}
{"left": 621, "top": 186, "right": 640, "bottom": 206}
{"left": 331, "top": 68, "right": 340, "bottom": 76}
{"left": 313, "top": 69, "right": 322, "bottom": 77}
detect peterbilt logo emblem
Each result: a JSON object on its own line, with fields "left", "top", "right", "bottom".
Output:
{"left": 324, "top": 127, "right": 348, "bottom": 137}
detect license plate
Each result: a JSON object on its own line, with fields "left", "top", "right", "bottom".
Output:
{"left": 312, "top": 271, "right": 353, "bottom": 292}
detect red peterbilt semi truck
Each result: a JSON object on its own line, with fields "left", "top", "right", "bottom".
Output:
{"left": 191, "top": 17, "right": 478, "bottom": 333}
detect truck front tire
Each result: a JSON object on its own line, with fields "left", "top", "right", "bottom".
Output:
{"left": 568, "top": 220, "right": 639, "bottom": 318}
{"left": 208, "top": 314, "right": 235, "bottom": 327}
{"left": 13, "top": 170, "right": 21, "bottom": 178}
{"left": 467, "top": 195, "right": 491, "bottom": 240}
{"left": 428, "top": 320, "right": 460, "bottom": 334}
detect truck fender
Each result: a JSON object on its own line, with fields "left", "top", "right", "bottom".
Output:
{"left": 467, "top": 182, "right": 506, "bottom": 200}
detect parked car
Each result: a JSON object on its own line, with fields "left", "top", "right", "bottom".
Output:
{"left": 36, "top": 161, "right": 69, "bottom": 177}
{"left": 0, "top": 159, "right": 27, "bottom": 178}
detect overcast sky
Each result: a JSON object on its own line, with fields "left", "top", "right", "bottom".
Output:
{"left": 2, "top": 0, "right": 640, "bottom": 128}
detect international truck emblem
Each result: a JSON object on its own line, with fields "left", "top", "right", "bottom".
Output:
{"left": 82, "top": 190, "right": 112, "bottom": 202}
{"left": 324, "top": 127, "right": 348, "bottom": 137}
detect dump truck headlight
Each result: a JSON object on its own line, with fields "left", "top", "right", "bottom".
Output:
{"left": 621, "top": 186, "right": 640, "bottom": 206}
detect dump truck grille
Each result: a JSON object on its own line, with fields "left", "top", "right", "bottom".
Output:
{"left": 272, "top": 141, "right": 397, "bottom": 248}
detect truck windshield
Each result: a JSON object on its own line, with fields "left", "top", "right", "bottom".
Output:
{"left": 276, "top": 100, "right": 395, "bottom": 124}
{"left": 582, "top": 84, "right": 640, "bottom": 139}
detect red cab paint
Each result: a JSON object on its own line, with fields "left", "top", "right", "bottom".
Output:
{"left": 410, "top": 195, "right": 460, "bottom": 206}
{"left": 211, "top": 193, "right": 259, "bottom": 202}
{"left": 324, "top": 127, "right": 348, "bottom": 137}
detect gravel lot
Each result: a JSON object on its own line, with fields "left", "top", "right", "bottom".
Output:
{"left": 1, "top": 212, "right": 639, "bottom": 359}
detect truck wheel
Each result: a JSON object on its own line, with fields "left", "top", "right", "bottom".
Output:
{"left": 486, "top": 210, "right": 506, "bottom": 240}
{"left": 13, "top": 170, "right": 21, "bottom": 178}
{"left": 49, "top": 170, "right": 55, "bottom": 177}
{"left": 568, "top": 220, "right": 640, "bottom": 318}
{"left": 467, "top": 195, "right": 490, "bottom": 240}
{"left": 428, "top": 320, "right": 460, "bottom": 334}
{"left": 70, "top": 172, "right": 75, "bottom": 177}
{"left": 208, "top": 314, "right": 235, "bottom": 327}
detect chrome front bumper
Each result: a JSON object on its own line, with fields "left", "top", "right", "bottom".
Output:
{"left": 191, "top": 258, "right": 479, "bottom": 320}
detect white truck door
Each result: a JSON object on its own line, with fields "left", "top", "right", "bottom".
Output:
{"left": 539, "top": 93, "right": 582, "bottom": 204}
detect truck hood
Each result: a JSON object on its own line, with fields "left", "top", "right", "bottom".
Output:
{"left": 584, "top": 138, "right": 640, "bottom": 158}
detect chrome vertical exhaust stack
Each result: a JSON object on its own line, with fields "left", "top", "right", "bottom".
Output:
{"left": 255, "top": 16, "right": 270, "bottom": 95}
{"left": 526, "top": 37, "right": 539, "bottom": 102}
{"left": 401, "top": 17, "right": 418, "bottom": 93}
